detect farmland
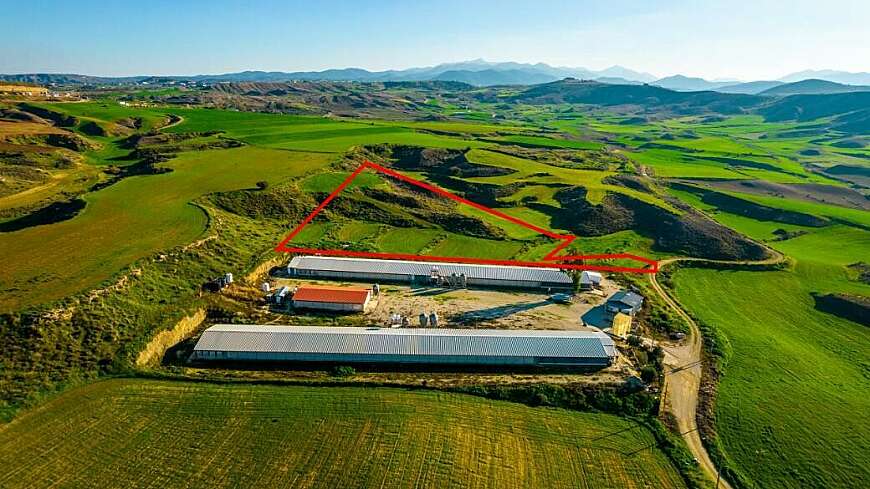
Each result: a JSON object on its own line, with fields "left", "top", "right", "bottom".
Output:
{"left": 0, "top": 379, "right": 687, "bottom": 489}
{"left": 0, "top": 77, "right": 868, "bottom": 489}
{"left": 0, "top": 147, "right": 332, "bottom": 311}
{"left": 667, "top": 190, "right": 870, "bottom": 488}
{"left": 671, "top": 265, "right": 870, "bottom": 489}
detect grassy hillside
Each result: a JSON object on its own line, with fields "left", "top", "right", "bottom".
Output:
{"left": 0, "top": 379, "right": 687, "bottom": 489}
{"left": 0, "top": 147, "right": 332, "bottom": 311}
{"left": 671, "top": 266, "right": 870, "bottom": 489}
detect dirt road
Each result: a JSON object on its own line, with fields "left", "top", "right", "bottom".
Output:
{"left": 158, "top": 114, "right": 184, "bottom": 130}
{"left": 651, "top": 249, "right": 783, "bottom": 489}
{"left": 651, "top": 259, "right": 731, "bottom": 489}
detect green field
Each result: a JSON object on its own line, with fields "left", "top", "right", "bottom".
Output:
{"left": 0, "top": 147, "right": 332, "bottom": 311}
{"left": 0, "top": 379, "right": 687, "bottom": 489}
{"left": 671, "top": 266, "right": 870, "bottom": 489}
{"left": 2, "top": 87, "right": 869, "bottom": 489}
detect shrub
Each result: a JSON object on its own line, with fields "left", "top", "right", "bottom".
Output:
{"left": 640, "top": 365, "right": 658, "bottom": 384}
{"left": 330, "top": 365, "right": 356, "bottom": 377}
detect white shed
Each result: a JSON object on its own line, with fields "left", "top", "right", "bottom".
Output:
{"left": 580, "top": 271, "right": 603, "bottom": 289}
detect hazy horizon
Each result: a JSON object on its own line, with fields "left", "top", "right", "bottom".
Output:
{"left": 3, "top": 0, "right": 869, "bottom": 80}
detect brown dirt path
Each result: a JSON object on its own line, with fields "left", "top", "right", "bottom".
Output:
{"left": 651, "top": 248, "right": 783, "bottom": 489}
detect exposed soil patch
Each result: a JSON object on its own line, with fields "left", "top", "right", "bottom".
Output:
{"left": 811, "top": 292, "right": 870, "bottom": 326}
{"left": 603, "top": 174, "right": 656, "bottom": 193}
{"left": 268, "top": 278, "right": 616, "bottom": 332}
{"left": 529, "top": 186, "right": 769, "bottom": 261}
{"left": 822, "top": 165, "right": 870, "bottom": 188}
{"left": 44, "top": 133, "right": 99, "bottom": 152}
{"left": 0, "top": 197, "right": 86, "bottom": 232}
{"left": 322, "top": 184, "right": 508, "bottom": 239}
{"left": 79, "top": 120, "right": 108, "bottom": 137}
{"left": 210, "top": 184, "right": 316, "bottom": 222}
{"left": 671, "top": 182, "right": 830, "bottom": 227}
{"left": 382, "top": 145, "right": 516, "bottom": 178}
{"left": 690, "top": 179, "right": 870, "bottom": 211}
{"left": 847, "top": 262, "right": 870, "bottom": 285}
{"left": 16, "top": 103, "right": 78, "bottom": 127}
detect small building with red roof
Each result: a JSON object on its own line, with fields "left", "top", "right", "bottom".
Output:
{"left": 291, "top": 284, "right": 373, "bottom": 312}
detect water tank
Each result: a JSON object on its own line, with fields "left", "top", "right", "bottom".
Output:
{"left": 419, "top": 312, "right": 428, "bottom": 327}
{"left": 429, "top": 311, "right": 439, "bottom": 327}
{"left": 224, "top": 273, "right": 233, "bottom": 284}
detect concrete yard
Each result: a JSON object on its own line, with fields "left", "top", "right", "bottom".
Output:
{"left": 270, "top": 276, "right": 621, "bottom": 331}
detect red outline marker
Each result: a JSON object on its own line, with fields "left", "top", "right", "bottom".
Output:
{"left": 276, "top": 160, "right": 658, "bottom": 274}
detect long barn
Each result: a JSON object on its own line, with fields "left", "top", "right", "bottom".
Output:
{"left": 286, "top": 256, "right": 573, "bottom": 290}
{"left": 192, "top": 325, "right": 617, "bottom": 367}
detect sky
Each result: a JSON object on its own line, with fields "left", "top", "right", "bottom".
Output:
{"left": 2, "top": 0, "right": 869, "bottom": 80}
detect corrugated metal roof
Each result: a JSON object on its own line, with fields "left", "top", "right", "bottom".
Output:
{"left": 611, "top": 313, "right": 632, "bottom": 337}
{"left": 288, "top": 256, "right": 572, "bottom": 284}
{"left": 580, "top": 271, "right": 602, "bottom": 284}
{"left": 608, "top": 290, "right": 644, "bottom": 308}
{"left": 293, "top": 285, "right": 370, "bottom": 304}
{"left": 194, "top": 325, "right": 615, "bottom": 359}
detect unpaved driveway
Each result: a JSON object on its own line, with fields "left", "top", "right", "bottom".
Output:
{"left": 651, "top": 260, "right": 732, "bottom": 489}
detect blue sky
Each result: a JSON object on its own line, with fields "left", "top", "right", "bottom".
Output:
{"left": 2, "top": 0, "right": 868, "bottom": 79}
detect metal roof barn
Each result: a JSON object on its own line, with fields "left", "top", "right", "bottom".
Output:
{"left": 192, "top": 325, "right": 616, "bottom": 367}
{"left": 291, "top": 285, "right": 372, "bottom": 312}
{"left": 287, "top": 256, "right": 573, "bottom": 290}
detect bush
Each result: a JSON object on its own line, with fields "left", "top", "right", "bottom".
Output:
{"left": 330, "top": 365, "right": 356, "bottom": 377}
{"left": 640, "top": 365, "right": 658, "bottom": 384}
{"left": 255, "top": 180, "right": 269, "bottom": 190}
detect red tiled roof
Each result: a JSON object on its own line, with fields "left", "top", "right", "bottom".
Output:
{"left": 292, "top": 285, "right": 371, "bottom": 304}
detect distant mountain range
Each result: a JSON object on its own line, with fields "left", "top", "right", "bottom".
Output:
{"left": 0, "top": 59, "right": 656, "bottom": 87}
{"left": 507, "top": 79, "right": 870, "bottom": 135}
{"left": 2, "top": 60, "right": 869, "bottom": 95}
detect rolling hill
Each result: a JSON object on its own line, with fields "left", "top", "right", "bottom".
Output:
{"left": 779, "top": 69, "right": 870, "bottom": 85}
{"left": 714, "top": 80, "right": 785, "bottom": 94}
{"left": 652, "top": 75, "right": 733, "bottom": 92}
{"left": 758, "top": 91, "right": 870, "bottom": 134}
{"left": 432, "top": 68, "right": 557, "bottom": 86}
{"left": 759, "top": 78, "right": 870, "bottom": 96}
{"left": 508, "top": 79, "right": 761, "bottom": 114}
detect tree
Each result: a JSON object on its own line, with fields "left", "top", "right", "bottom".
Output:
{"left": 640, "top": 365, "right": 658, "bottom": 384}
{"left": 330, "top": 365, "right": 356, "bottom": 377}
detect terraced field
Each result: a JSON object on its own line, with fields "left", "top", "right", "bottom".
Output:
{"left": 0, "top": 379, "right": 687, "bottom": 489}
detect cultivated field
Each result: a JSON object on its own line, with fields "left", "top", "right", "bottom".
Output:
{"left": 669, "top": 211, "right": 870, "bottom": 488}
{"left": 0, "top": 379, "right": 687, "bottom": 489}
{"left": 0, "top": 147, "right": 332, "bottom": 311}
{"left": 1, "top": 81, "right": 868, "bottom": 489}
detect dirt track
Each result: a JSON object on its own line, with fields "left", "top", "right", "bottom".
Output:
{"left": 651, "top": 249, "right": 784, "bottom": 489}
{"left": 651, "top": 260, "right": 731, "bottom": 489}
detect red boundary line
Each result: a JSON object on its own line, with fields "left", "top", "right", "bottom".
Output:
{"left": 275, "top": 160, "right": 658, "bottom": 274}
